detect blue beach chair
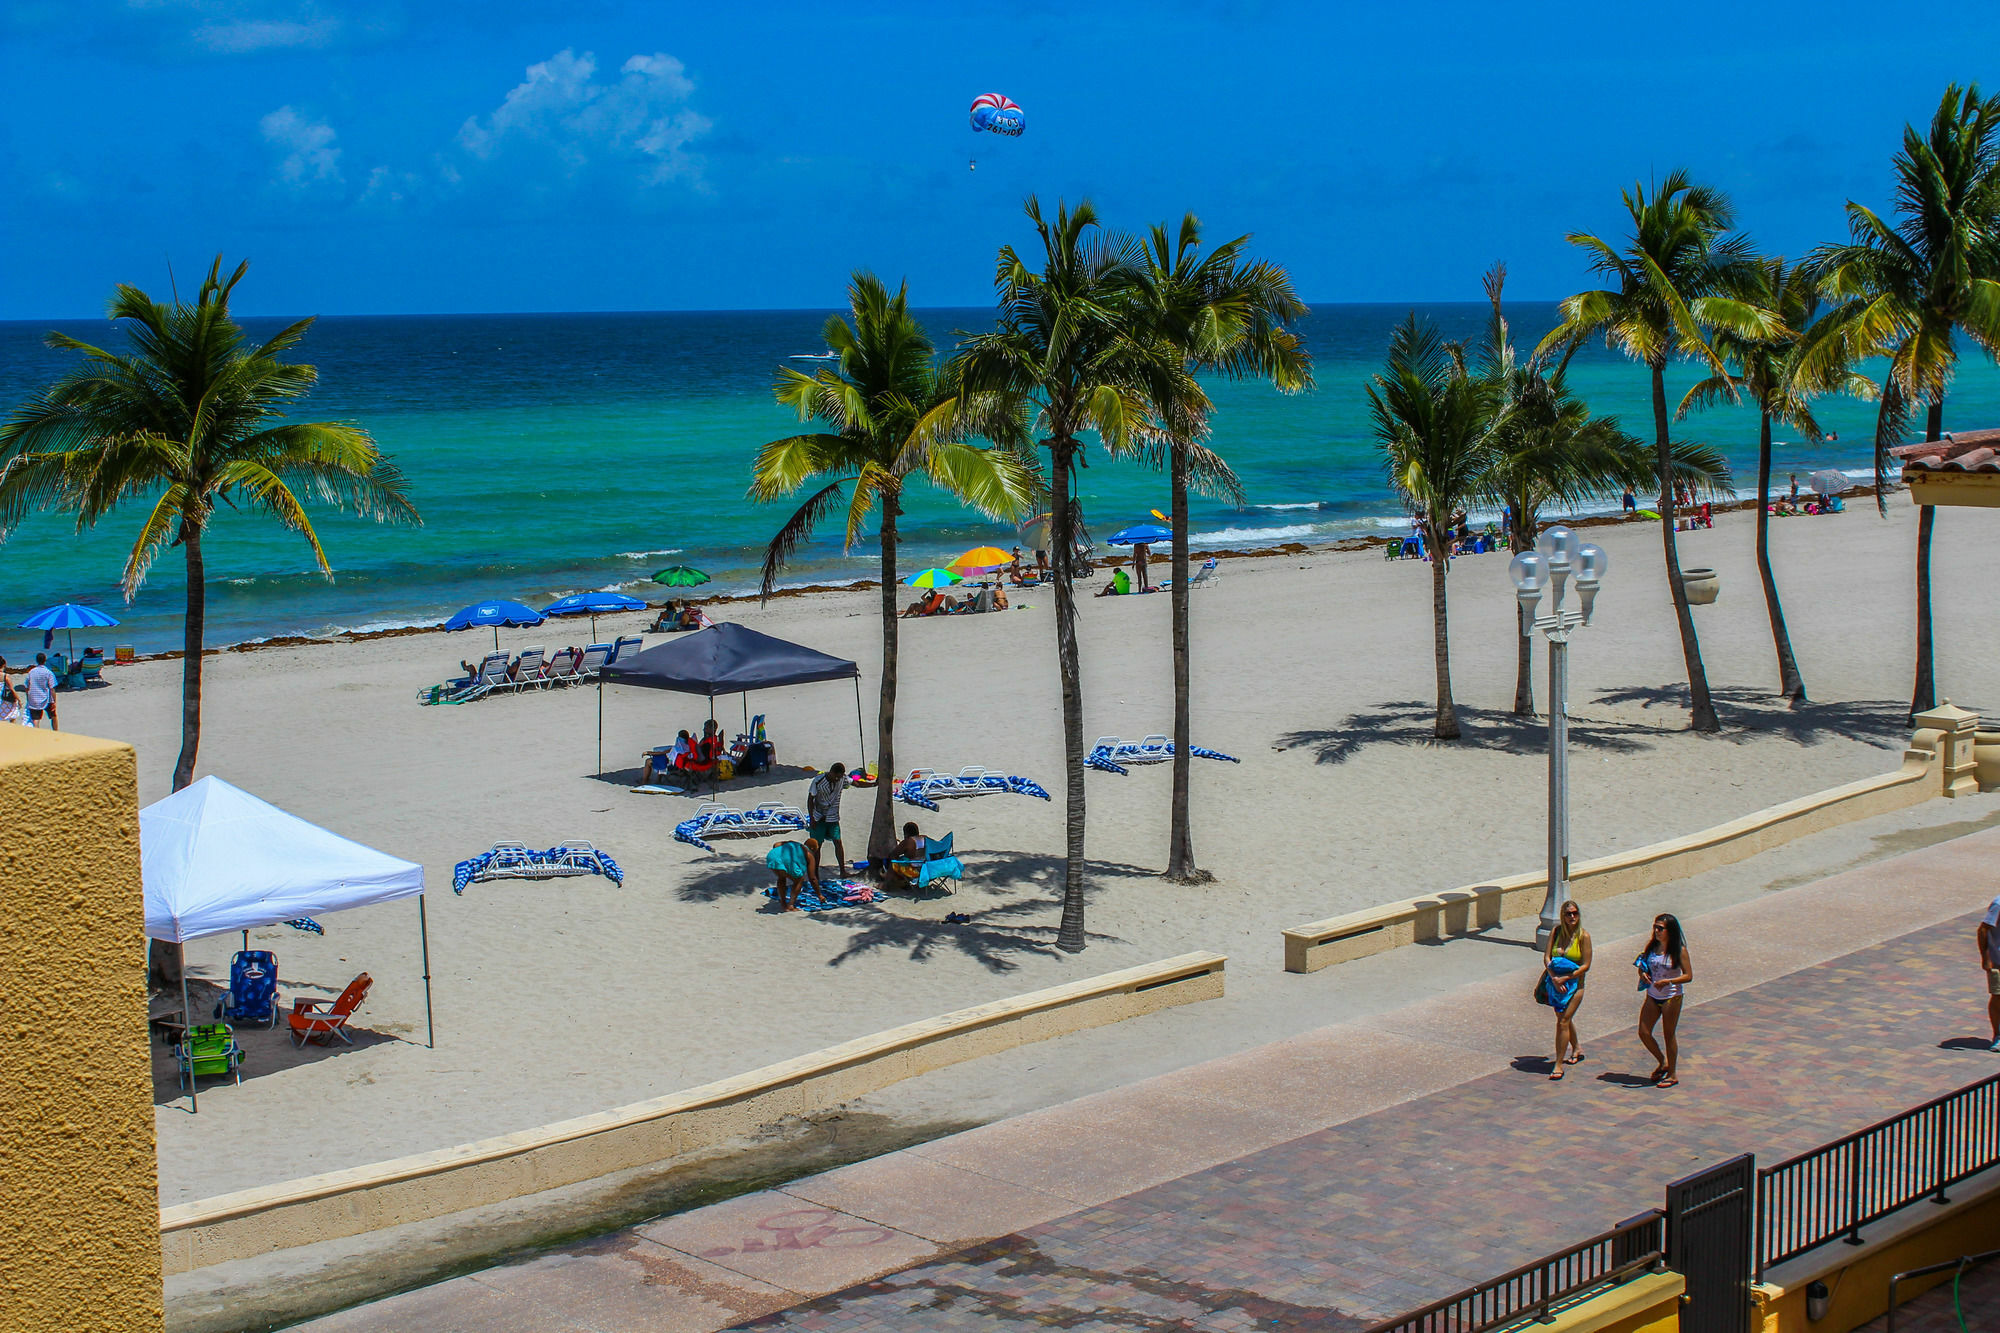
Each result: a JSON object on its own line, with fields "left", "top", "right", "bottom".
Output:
{"left": 215, "top": 950, "right": 280, "bottom": 1028}
{"left": 891, "top": 831, "right": 964, "bottom": 892}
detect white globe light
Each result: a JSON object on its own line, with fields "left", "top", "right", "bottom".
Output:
{"left": 1575, "top": 542, "right": 1609, "bottom": 583}
{"left": 1509, "top": 550, "right": 1547, "bottom": 593}
{"left": 1537, "top": 524, "right": 1578, "bottom": 566}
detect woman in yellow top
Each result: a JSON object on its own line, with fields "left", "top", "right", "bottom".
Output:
{"left": 1542, "top": 901, "right": 1592, "bottom": 1080}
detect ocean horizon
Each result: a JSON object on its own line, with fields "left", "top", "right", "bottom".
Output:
{"left": 2, "top": 303, "right": 1990, "bottom": 655}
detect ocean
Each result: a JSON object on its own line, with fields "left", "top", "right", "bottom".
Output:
{"left": 1, "top": 305, "right": 1991, "bottom": 654}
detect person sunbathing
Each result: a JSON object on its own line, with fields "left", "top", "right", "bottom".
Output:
{"left": 902, "top": 590, "right": 946, "bottom": 618}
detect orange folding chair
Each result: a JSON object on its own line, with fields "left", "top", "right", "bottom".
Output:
{"left": 290, "top": 972, "right": 372, "bottom": 1047}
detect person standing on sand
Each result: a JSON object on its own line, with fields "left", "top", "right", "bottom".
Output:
{"left": 1978, "top": 896, "right": 2000, "bottom": 1052}
{"left": 1133, "top": 541, "right": 1152, "bottom": 592}
{"left": 1622, "top": 487, "right": 1637, "bottom": 514}
{"left": 1541, "top": 901, "right": 1592, "bottom": 1079}
{"left": 806, "top": 762, "right": 848, "bottom": 878}
{"left": 23, "top": 653, "right": 57, "bottom": 730}
{"left": 1635, "top": 914, "right": 1693, "bottom": 1087}
{"left": 1788, "top": 472, "right": 1799, "bottom": 502}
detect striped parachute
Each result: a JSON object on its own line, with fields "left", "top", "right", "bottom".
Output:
{"left": 969, "top": 93, "right": 1026, "bottom": 137}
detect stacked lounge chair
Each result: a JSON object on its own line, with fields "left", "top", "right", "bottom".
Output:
{"left": 1085, "top": 735, "right": 1240, "bottom": 776}
{"left": 452, "top": 841, "right": 625, "bottom": 893}
{"left": 893, "top": 766, "right": 1052, "bottom": 812}
{"left": 674, "top": 801, "right": 808, "bottom": 853}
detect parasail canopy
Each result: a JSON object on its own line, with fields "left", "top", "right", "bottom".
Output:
{"left": 970, "top": 93, "right": 1026, "bottom": 137}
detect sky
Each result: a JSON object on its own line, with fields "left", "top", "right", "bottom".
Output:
{"left": 1, "top": 1, "right": 1994, "bottom": 319}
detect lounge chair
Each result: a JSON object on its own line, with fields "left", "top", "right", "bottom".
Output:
{"left": 576, "top": 643, "right": 613, "bottom": 679}
{"left": 453, "top": 842, "right": 623, "bottom": 891}
{"left": 543, "top": 646, "right": 579, "bottom": 686}
{"left": 673, "top": 801, "right": 805, "bottom": 851}
{"left": 290, "top": 972, "right": 372, "bottom": 1046}
{"left": 1086, "top": 735, "right": 1240, "bottom": 775}
{"left": 214, "top": 950, "right": 279, "bottom": 1029}
{"left": 175, "top": 1023, "right": 244, "bottom": 1088}
{"left": 610, "top": 635, "right": 643, "bottom": 664}
{"left": 889, "top": 830, "right": 964, "bottom": 892}
{"left": 506, "top": 647, "right": 546, "bottom": 691}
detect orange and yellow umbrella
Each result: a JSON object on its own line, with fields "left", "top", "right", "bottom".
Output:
{"left": 948, "top": 545, "right": 1013, "bottom": 572}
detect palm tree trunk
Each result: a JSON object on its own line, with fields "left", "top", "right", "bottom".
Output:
{"left": 1165, "top": 441, "right": 1205, "bottom": 883}
{"left": 153, "top": 520, "right": 207, "bottom": 988}
{"left": 867, "top": 492, "right": 901, "bottom": 865}
{"left": 1512, "top": 500, "right": 1536, "bottom": 716}
{"left": 1428, "top": 518, "right": 1459, "bottom": 740}
{"left": 1911, "top": 397, "right": 1943, "bottom": 724}
{"left": 1050, "top": 438, "right": 1089, "bottom": 952}
{"left": 1756, "top": 411, "right": 1806, "bottom": 704}
{"left": 1654, "top": 364, "right": 1719, "bottom": 732}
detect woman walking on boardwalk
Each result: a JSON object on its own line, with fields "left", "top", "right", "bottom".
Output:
{"left": 1542, "top": 901, "right": 1592, "bottom": 1079}
{"left": 1636, "top": 914, "right": 1694, "bottom": 1087}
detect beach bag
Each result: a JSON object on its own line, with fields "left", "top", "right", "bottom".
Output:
{"left": 717, "top": 757, "right": 735, "bottom": 780}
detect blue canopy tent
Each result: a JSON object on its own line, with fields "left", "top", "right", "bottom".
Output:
{"left": 19, "top": 602, "right": 119, "bottom": 660}
{"left": 440, "top": 598, "right": 545, "bottom": 652}
{"left": 597, "top": 622, "right": 865, "bottom": 781}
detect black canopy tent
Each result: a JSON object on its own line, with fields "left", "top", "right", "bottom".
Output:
{"left": 596, "top": 622, "right": 866, "bottom": 777}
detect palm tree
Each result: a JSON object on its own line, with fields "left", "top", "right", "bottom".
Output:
{"left": 1811, "top": 84, "right": 2000, "bottom": 723}
{"left": 1136, "top": 216, "right": 1311, "bottom": 882}
{"left": 1368, "top": 314, "right": 1499, "bottom": 740}
{"left": 1540, "top": 173, "right": 1775, "bottom": 733}
{"left": 953, "top": 198, "right": 1178, "bottom": 952}
{"left": 0, "top": 257, "right": 417, "bottom": 984}
{"left": 1476, "top": 266, "right": 1726, "bottom": 715}
{"left": 749, "top": 273, "right": 1037, "bottom": 864}
{"left": 0, "top": 258, "right": 417, "bottom": 790}
{"left": 1678, "top": 257, "right": 1873, "bottom": 705}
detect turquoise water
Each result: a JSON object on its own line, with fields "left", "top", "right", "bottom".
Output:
{"left": 1, "top": 305, "right": 1993, "bottom": 653}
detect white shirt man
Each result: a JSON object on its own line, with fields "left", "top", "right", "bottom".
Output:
{"left": 23, "top": 658, "right": 58, "bottom": 729}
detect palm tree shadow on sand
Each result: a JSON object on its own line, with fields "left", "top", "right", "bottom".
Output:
{"left": 1275, "top": 700, "right": 1662, "bottom": 766}
{"left": 1588, "top": 686, "right": 1912, "bottom": 747}
{"left": 677, "top": 849, "right": 1143, "bottom": 973}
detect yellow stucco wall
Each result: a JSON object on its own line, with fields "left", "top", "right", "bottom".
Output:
{"left": 0, "top": 727, "right": 161, "bottom": 1333}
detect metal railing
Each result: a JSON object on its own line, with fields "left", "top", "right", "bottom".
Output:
{"left": 1364, "top": 1211, "right": 1664, "bottom": 1333}
{"left": 1756, "top": 1071, "right": 2000, "bottom": 1280}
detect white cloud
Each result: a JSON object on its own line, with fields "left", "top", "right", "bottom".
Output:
{"left": 260, "top": 106, "right": 341, "bottom": 185}
{"left": 456, "top": 48, "right": 712, "bottom": 187}
{"left": 192, "top": 16, "right": 339, "bottom": 52}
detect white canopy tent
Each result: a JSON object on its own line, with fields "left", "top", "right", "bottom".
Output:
{"left": 141, "top": 777, "right": 432, "bottom": 1109}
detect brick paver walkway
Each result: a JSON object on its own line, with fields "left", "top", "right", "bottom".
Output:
{"left": 717, "top": 915, "right": 1993, "bottom": 1331}
{"left": 302, "top": 890, "right": 2000, "bottom": 1333}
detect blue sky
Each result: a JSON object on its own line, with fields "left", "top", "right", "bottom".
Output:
{"left": 1, "top": 1, "right": 1991, "bottom": 318}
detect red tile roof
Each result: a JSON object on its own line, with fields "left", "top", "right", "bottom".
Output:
{"left": 1893, "top": 430, "right": 2000, "bottom": 473}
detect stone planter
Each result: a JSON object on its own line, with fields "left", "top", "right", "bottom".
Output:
{"left": 1682, "top": 567, "right": 1719, "bottom": 605}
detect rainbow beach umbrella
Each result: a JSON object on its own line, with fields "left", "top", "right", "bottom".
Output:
{"left": 905, "top": 568, "right": 963, "bottom": 588}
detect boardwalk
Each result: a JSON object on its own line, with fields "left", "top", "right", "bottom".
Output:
{"left": 301, "top": 831, "right": 2000, "bottom": 1333}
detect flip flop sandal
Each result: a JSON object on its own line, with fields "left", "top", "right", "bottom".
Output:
{"left": 1548, "top": 1069, "right": 1565, "bottom": 1081}
{"left": 1656, "top": 1075, "right": 1679, "bottom": 1088}
{"left": 1565, "top": 1052, "right": 1585, "bottom": 1065}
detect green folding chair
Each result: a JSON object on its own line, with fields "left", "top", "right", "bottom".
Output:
{"left": 175, "top": 1023, "right": 244, "bottom": 1089}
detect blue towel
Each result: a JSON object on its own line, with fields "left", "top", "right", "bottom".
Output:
{"left": 1539, "top": 955, "right": 1582, "bottom": 1008}
{"left": 1085, "top": 742, "right": 1240, "bottom": 776}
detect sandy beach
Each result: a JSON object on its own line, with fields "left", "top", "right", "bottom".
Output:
{"left": 42, "top": 496, "right": 1988, "bottom": 1208}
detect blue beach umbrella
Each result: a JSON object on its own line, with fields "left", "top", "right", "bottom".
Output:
{"left": 1107, "top": 522, "right": 1172, "bottom": 546}
{"left": 542, "top": 590, "right": 647, "bottom": 638}
{"left": 441, "top": 599, "right": 545, "bottom": 652}
{"left": 19, "top": 602, "right": 120, "bottom": 659}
